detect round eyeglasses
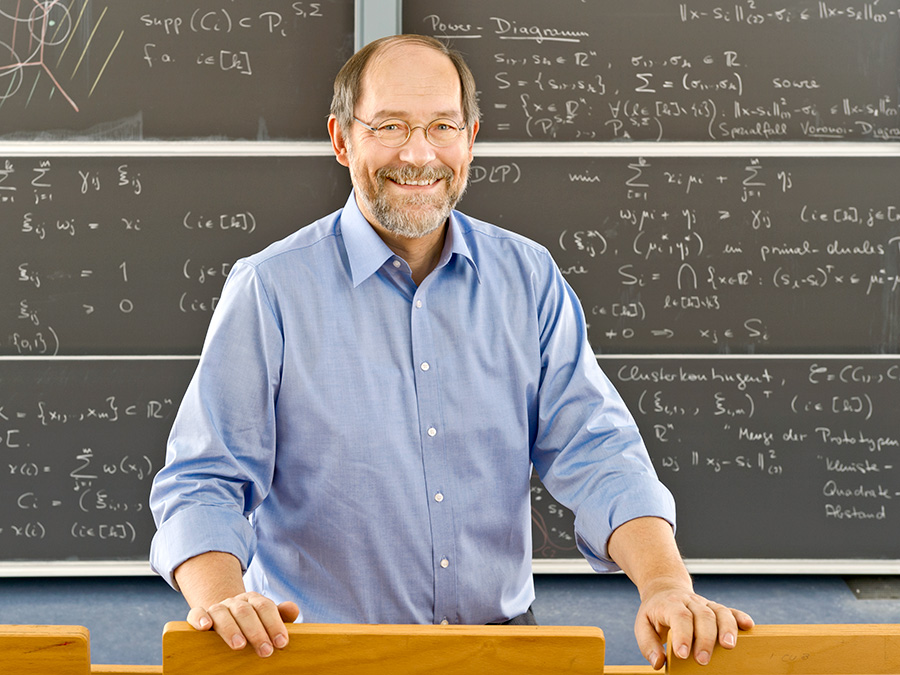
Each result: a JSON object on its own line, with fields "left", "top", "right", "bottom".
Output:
{"left": 354, "top": 117, "right": 467, "bottom": 148}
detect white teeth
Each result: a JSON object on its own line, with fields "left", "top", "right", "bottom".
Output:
{"left": 394, "top": 178, "right": 437, "bottom": 186}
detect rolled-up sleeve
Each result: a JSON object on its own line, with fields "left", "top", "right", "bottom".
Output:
{"left": 149, "top": 261, "right": 284, "bottom": 588}
{"left": 529, "top": 261, "right": 676, "bottom": 573}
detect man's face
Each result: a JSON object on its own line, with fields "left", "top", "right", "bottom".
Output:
{"left": 332, "top": 44, "right": 478, "bottom": 239}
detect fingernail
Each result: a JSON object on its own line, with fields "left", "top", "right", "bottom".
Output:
{"left": 724, "top": 632, "right": 736, "bottom": 647}
{"left": 258, "top": 642, "right": 274, "bottom": 658}
{"left": 697, "top": 650, "right": 710, "bottom": 665}
{"left": 274, "top": 634, "right": 288, "bottom": 649}
{"left": 677, "top": 644, "right": 690, "bottom": 659}
{"left": 231, "top": 635, "right": 246, "bottom": 650}
{"left": 648, "top": 650, "right": 661, "bottom": 666}
{"left": 198, "top": 617, "right": 211, "bottom": 630}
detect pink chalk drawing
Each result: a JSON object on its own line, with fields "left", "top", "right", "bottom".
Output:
{"left": 0, "top": 0, "right": 123, "bottom": 112}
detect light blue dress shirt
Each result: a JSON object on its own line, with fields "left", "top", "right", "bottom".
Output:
{"left": 150, "top": 191, "right": 675, "bottom": 625}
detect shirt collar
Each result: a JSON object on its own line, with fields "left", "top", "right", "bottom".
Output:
{"left": 339, "top": 190, "right": 480, "bottom": 287}
{"left": 339, "top": 191, "right": 396, "bottom": 287}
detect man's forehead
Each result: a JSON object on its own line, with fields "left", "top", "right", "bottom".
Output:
{"left": 357, "top": 44, "right": 462, "bottom": 116}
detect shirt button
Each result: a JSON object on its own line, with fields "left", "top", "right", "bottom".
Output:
{"left": 420, "top": 362, "right": 430, "bottom": 371}
{"left": 434, "top": 492, "right": 444, "bottom": 503}
{"left": 392, "top": 260, "right": 401, "bottom": 268}
{"left": 427, "top": 427, "right": 437, "bottom": 437}
{"left": 440, "top": 558, "right": 450, "bottom": 568}
{"left": 440, "top": 619, "right": 449, "bottom": 625}
{"left": 415, "top": 300, "right": 423, "bottom": 309}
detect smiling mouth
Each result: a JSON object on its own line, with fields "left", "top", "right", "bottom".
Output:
{"left": 390, "top": 177, "right": 440, "bottom": 187}
{"left": 379, "top": 165, "right": 452, "bottom": 188}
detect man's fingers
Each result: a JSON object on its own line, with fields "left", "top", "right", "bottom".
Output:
{"left": 661, "top": 603, "right": 697, "bottom": 663}
{"left": 633, "top": 615, "right": 667, "bottom": 670}
{"left": 635, "top": 588, "right": 754, "bottom": 668}
{"left": 278, "top": 601, "right": 301, "bottom": 624}
{"left": 186, "top": 606, "right": 213, "bottom": 632}
{"left": 221, "top": 592, "right": 286, "bottom": 657}
{"left": 717, "top": 606, "right": 755, "bottom": 649}
{"left": 735, "top": 608, "right": 756, "bottom": 631}
{"left": 188, "top": 593, "right": 297, "bottom": 658}
{"left": 206, "top": 601, "right": 249, "bottom": 651}
{"left": 686, "top": 599, "right": 722, "bottom": 665}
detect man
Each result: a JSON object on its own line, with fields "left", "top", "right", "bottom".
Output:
{"left": 150, "top": 34, "right": 752, "bottom": 669}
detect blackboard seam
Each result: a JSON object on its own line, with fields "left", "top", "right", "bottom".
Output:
{"left": 0, "top": 355, "right": 199, "bottom": 361}
{"left": 0, "top": 559, "right": 896, "bottom": 577}
{"left": 529, "top": 559, "right": 900, "bottom": 574}
{"left": 0, "top": 141, "right": 334, "bottom": 157}
{"left": 0, "top": 142, "right": 898, "bottom": 158}
{"left": 473, "top": 141, "right": 900, "bottom": 158}
{"left": 595, "top": 354, "right": 900, "bottom": 361}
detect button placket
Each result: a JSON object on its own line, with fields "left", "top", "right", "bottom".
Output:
{"left": 410, "top": 284, "right": 457, "bottom": 625}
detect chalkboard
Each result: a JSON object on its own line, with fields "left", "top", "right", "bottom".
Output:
{"left": 2, "top": 155, "right": 351, "bottom": 355}
{"left": 0, "top": 0, "right": 354, "bottom": 140}
{"left": 462, "top": 155, "right": 900, "bottom": 354}
{"left": 532, "top": 356, "right": 900, "bottom": 562}
{"left": 4, "top": 355, "right": 897, "bottom": 563}
{"left": 4, "top": 0, "right": 899, "bottom": 572}
{"left": 0, "top": 358, "right": 194, "bottom": 561}
{"left": 0, "top": 154, "right": 352, "bottom": 563}
{"left": 403, "top": 0, "right": 900, "bottom": 141}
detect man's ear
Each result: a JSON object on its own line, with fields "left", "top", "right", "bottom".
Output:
{"left": 328, "top": 115, "right": 351, "bottom": 168}
{"left": 466, "top": 118, "right": 480, "bottom": 162}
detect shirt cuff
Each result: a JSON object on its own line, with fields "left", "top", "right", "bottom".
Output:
{"left": 150, "top": 505, "right": 257, "bottom": 590}
{"left": 573, "top": 479, "right": 677, "bottom": 573}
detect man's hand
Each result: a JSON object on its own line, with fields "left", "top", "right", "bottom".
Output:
{"left": 187, "top": 592, "right": 300, "bottom": 658}
{"left": 606, "top": 517, "right": 754, "bottom": 669}
{"left": 634, "top": 579, "right": 754, "bottom": 669}
{"left": 173, "top": 551, "right": 300, "bottom": 658}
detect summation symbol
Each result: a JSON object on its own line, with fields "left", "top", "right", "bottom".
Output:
{"left": 0, "top": 0, "right": 122, "bottom": 111}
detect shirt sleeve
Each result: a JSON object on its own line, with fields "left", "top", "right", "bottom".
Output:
{"left": 529, "top": 258, "right": 677, "bottom": 573}
{"left": 149, "top": 261, "right": 284, "bottom": 588}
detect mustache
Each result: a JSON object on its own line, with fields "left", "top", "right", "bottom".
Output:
{"left": 376, "top": 165, "right": 454, "bottom": 184}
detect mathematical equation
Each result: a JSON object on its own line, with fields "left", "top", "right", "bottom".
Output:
{"left": 615, "top": 358, "right": 900, "bottom": 531}
{"left": 530, "top": 356, "right": 900, "bottom": 560}
{"left": 463, "top": 156, "right": 900, "bottom": 353}
{"left": 0, "top": 0, "right": 353, "bottom": 140}
{"left": 406, "top": 0, "right": 900, "bottom": 141}
{"left": 1, "top": 156, "right": 351, "bottom": 356}
{"left": 139, "top": 2, "right": 333, "bottom": 76}
{"left": 0, "top": 359, "right": 194, "bottom": 560}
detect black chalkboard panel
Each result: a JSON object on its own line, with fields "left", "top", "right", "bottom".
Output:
{"left": 533, "top": 356, "right": 900, "bottom": 561}
{"left": 404, "top": 0, "right": 900, "bottom": 141}
{"left": 2, "top": 155, "right": 351, "bottom": 355}
{"left": 461, "top": 155, "right": 900, "bottom": 354}
{"left": 4, "top": 356, "right": 897, "bottom": 562}
{"left": 0, "top": 358, "right": 194, "bottom": 561}
{"left": 0, "top": 0, "right": 354, "bottom": 140}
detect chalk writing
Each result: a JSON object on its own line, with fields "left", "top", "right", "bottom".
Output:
{"left": 0, "top": 156, "right": 351, "bottom": 355}
{"left": 532, "top": 356, "right": 900, "bottom": 560}
{"left": 463, "top": 156, "right": 900, "bottom": 353}
{"left": 0, "top": 359, "right": 192, "bottom": 559}
{"left": 406, "top": 0, "right": 900, "bottom": 141}
{"left": 0, "top": 1, "right": 353, "bottom": 140}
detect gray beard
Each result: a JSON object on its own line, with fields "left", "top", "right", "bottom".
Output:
{"left": 357, "top": 164, "right": 469, "bottom": 239}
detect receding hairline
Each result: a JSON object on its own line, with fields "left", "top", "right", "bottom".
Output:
{"left": 358, "top": 42, "right": 464, "bottom": 115}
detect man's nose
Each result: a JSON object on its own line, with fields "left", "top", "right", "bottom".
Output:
{"left": 398, "top": 126, "right": 437, "bottom": 166}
